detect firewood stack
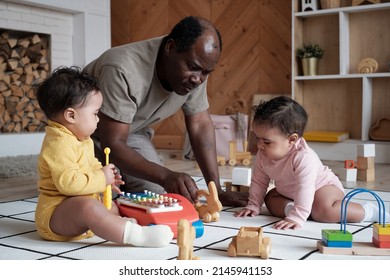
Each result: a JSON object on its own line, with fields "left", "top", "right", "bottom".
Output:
{"left": 0, "top": 31, "right": 50, "bottom": 133}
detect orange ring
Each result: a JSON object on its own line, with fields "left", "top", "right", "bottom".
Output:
{"left": 344, "top": 160, "right": 355, "bottom": 169}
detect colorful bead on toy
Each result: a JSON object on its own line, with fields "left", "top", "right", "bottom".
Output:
{"left": 117, "top": 190, "right": 182, "bottom": 213}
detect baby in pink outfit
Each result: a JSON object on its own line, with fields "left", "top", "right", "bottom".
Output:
{"left": 235, "top": 96, "right": 389, "bottom": 229}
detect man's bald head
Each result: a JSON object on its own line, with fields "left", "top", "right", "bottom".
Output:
{"left": 166, "top": 16, "right": 222, "bottom": 53}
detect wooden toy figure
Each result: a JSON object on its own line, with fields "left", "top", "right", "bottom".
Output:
{"left": 177, "top": 219, "right": 199, "bottom": 260}
{"left": 103, "top": 147, "right": 112, "bottom": 209}
{"left": 195, "top": 181, "right": 223, "bottom": 222}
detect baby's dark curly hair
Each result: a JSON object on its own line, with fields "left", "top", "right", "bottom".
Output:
{"left": 35, "top": 66, "right": 99, "bottom": 120}
{"left": 252, "top": 96, "right": 308, "bottom": 137}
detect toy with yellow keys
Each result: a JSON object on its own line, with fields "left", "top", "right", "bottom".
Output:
{"left": 116, "top": 190, "right": 204, "bottom": 239}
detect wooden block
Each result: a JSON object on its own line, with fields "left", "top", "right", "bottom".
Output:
{"left": 357, "top": 156, "right": 375, "bottom": 170}
{"left": 338, "top": 168, "right": 357, "bottom": 182}
{"left": 229, "top": 186, "right": 239, "bottom": 192}
{"left": 317, "top": 240, "right": 390, "bottom": 256}
{"left": 373, "top": 237, "right": 390, "bottom": 248}
{"left": 373, "top": 232, "right": 390, "bottom": 242}
{"left": 322, "top": 229, "right": 353, "bottom": 241}
{"left": 239, "top": 185, "right": 250, "bottom": 193}
{"left": 357, "top": 144, "right": 375, "bottom": 157}
{"left": 373, "top": 224, "right": 390, "bottom": 235}
{"left": 224, "top": 182, "right": 250, "bottom": 193}
{"left": 224, "top": 181, "right": 239, "bottom": 192}
{"left": 322, "top": 238, "right": 352, "bottom": 248}
{"left": 232, "top": 167, "right": 252, "bottom": 186}
{"left": 357, "top": 168, "right": 375, "bottom": 181}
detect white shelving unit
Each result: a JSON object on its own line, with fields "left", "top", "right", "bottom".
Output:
{"left": 292, "top": 0, "right": 390, "bottom": 163}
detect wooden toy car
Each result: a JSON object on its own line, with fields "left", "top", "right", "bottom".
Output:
{"left": 217, "top": 141, "right": 252, "bottom": 166}
{"left": 116, "top": 191, "right": 204, "bottom": 239}
{"left": 228, "top": 226, "right": 271, "bottom": 259}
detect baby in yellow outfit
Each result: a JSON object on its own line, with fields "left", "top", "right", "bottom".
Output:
{"left": 35, "top": 66, "right": 173, "bottom": 246}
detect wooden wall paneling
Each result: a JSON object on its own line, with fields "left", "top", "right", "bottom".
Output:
{"left": 210, "top": 0, "right": 260, "bottom": 115}
{"left": 258, "top": 0, "right": 291, "bottom": 94}
{"left": 168, "top": 0, "right": 210, "bottom": 22}
{"left": 111, "top": 0, "right": 131, "bottom": 46}
{"left": 127, "top": 0, "right": 169, "bottom": 42}
{"left": 111, "top": 0, "right": 170, "bottom": 46}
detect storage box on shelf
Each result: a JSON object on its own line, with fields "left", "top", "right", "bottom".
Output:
{"left": 292, "top": 0, "right": 390, "bottom": 163}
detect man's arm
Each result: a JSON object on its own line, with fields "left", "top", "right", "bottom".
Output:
{"left": 97, "top": 113, "right": 199, "bottom": 202}
{"left": 185, "top": 110, "right": 248, "bottom": 207}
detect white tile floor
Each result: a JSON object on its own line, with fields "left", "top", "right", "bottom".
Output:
{"left": 1, "top": 177, "right": 390, "bottom": 261}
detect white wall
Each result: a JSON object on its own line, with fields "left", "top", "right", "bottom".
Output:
{"left": 0, "top": 0, "right": 111, "bottom": 156}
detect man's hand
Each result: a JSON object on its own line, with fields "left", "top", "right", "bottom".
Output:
{"left": 162, "top": 171, "right": 199, "bottom": 203}
{"left": 218, "top": 191, "right": 248, "bottom": 207}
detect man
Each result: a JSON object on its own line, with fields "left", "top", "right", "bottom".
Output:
{"left": 83, "top": 16, "right": 247, "bottom": 206}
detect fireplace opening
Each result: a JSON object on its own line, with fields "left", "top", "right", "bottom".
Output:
{"left": 0, "top": 28, "right": 50, "bottom": 133}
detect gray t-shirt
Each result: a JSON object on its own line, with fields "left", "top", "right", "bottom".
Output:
{"left": 84, "top": 36, "right": 209, "bottom": 134}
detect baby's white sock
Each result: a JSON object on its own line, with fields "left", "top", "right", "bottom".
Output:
{"left": 284, "top": 202, "right": 294, "bottom": 217}
{"left": 362, "top": 202, "right": 390, "bottom": 222}
{"left": 122, "top": 217, "right": 138, "bottom": 224}
{"left": 123, "top": 221, "right": 173, "bottom": 247}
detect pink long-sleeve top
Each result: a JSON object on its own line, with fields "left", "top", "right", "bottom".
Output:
{"left": 245, "top": 137, "right": 343, "bottom": 227}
